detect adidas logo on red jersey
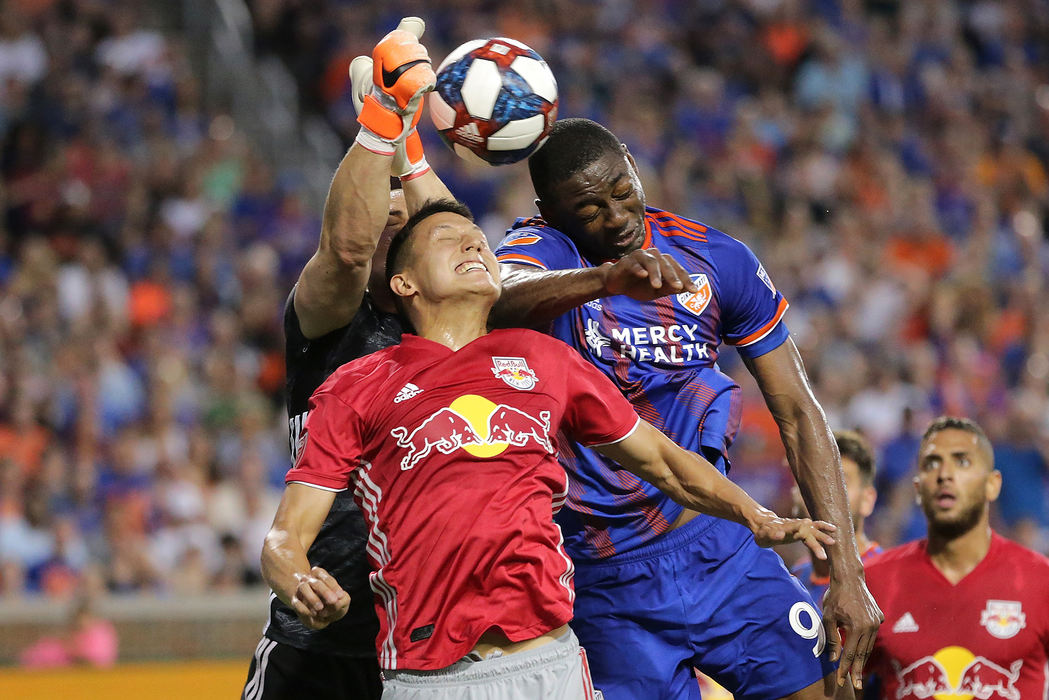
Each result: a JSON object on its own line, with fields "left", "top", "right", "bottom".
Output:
{"left": 394, "top": 383, "right": 423, "bottom": 403}
{"left": 892, "top": 612, "right": 919, "bottom": 633}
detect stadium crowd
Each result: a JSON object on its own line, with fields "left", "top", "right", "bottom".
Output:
{"left": 0, "top": 0, "right": 1046, "bottom": 605}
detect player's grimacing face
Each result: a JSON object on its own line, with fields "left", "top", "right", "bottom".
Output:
{"left": 403, "top": 212, "right": 500, "bottom": 301}
{"left": 914, "top": 428, "right": 1000, "bottom": 539}
{"left": 542, "top": 148, "right": 647, "bottom": 262}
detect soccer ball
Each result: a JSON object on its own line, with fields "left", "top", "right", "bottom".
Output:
{"left": 429, "top": 38, "right": 558, "bottom": 166}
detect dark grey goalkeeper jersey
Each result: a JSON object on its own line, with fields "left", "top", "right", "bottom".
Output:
{"left": 265, "top": 288, "right": 404, "bottom": 656}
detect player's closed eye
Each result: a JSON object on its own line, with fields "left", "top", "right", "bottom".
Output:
{"left": 613, "top": 186, "right": 633, "bottom": 200}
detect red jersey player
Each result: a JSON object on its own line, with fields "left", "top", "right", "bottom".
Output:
{"left": 263, "top": 196, "right": 837, "bottom": 699}
{"left": 863, "top": 416, "right": 1049, "bottom": 700}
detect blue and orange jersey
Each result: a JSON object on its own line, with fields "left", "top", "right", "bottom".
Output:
{"left": 496, "top": 207, "right": 790, "bottom": 560}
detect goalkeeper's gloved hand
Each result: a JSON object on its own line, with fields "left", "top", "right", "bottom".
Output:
{"left": 354, "top": 17, "right": 434, "bottom": 159}
{"left": 350, "top": 48, "right": 430, "bottom": 179}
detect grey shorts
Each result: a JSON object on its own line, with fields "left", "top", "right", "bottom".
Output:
{"left": 381, "top": 629, "right": 603, "bottom": 700}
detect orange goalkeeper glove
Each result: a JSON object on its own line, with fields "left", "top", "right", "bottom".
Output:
{"left": 354, "top": 18, "right": 434, "bottom": 157}
{"left": 350, "top": 18, "right": 431, "bottom": 178}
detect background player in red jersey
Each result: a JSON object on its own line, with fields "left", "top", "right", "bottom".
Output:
{"left": 863, "top": 416, "right": 1049, "bottom": 700}
{"left": 262, "top": 188, "right": 838, "bottom": 697}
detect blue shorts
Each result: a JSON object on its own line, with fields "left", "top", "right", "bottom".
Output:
{"left": 570, "top": 514, "right": 837, "bottom": 700}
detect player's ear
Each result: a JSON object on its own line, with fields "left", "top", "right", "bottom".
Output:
{"left": 860, "top": 485, "right": 877, "bottom": 519}
{"left": 390, "top": 272, "right": 415, "bottom": 300}
{"left": 985, "top": 469, "right": 1002, "bottom": 503}
{"left": 623, "top": 144, "right": 637, "bottom": 170}
{"left": 912, "top": 475, "right": 921, "bottom": 505}
{"left": 535, "top": 196, "right": 553, "bottom": 223}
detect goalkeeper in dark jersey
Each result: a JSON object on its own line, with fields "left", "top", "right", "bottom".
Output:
{"left": 240, "top": 18, "right": 453, "bottom": 700}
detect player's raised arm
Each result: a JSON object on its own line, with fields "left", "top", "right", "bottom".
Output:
{"left": 492, "top": 253, "right": 695, "bottom": 327}
{"left": 595, "top": 420, "right": 837, "bottom": 557}
{"left": 261, "top": 483, "right": 347, "bottom": 631}
{"left": 347, "top": 21, "right": 453, "bottom": 217}
{"left": 743, "top": 338, "right": 883, "bottom": 689}
{"left": 294, "top": 21, "right": 434, "bottom": 339}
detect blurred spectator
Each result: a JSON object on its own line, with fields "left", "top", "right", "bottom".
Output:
{"left": 18, "top": 590, "right": 118, "bottom": 668}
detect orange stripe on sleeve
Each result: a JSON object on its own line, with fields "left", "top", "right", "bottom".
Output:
{"left": 734, "top": 297, "right": 789, "bottom": 346}
{"left": 503, "top": 235, "right": 542, "bottom": 246}
{"left": 496, "top": 254, "right": 548, "bottom": 269}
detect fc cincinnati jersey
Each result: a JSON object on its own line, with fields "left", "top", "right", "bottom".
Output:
{"left": 285, "top": 329, "right": 640, "bottom": 671}
{"left": 495, "top": 207, "right": 789, "bottom": 559}
{"left": 864, "top": 533, "right": 1049, "bottom": 700}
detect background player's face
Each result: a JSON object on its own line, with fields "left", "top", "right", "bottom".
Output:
{"left": 914, "top": 428, "right": 1001, "bottom": 540}
{"left": 393, "top": 212, "right": 499, "bottom": 304}
{"left": 368, "top": 190, "right": 408, "bottom": 293}
{"left": 539, "top": 148, "right": 647, "bottom": 262}
{"left": 791, "top": 456, "right": 875, "bottom": 533}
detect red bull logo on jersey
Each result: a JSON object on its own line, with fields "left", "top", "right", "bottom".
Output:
{"left": 675, "top": 274, "right": 711, "bottom": 316}
{"left": 491, "top": 357, "right": 539, "bottom": 390}
{"left": 390, "top": 395, "right": 553, "bottom": 470}
{"left": 892, "top": 646, "right": 1022, "bottom": 700}
{"left": 980, "top": 600, "right": 1025, "bottom": 640}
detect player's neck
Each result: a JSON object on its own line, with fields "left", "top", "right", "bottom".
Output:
{"left": 926, "top": 520, "right": 993, "bottom": 585}
{"left": 410, "top": 301, "right": 490, "bottom": 350}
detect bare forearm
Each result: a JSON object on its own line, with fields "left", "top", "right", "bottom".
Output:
{"left": 656, "top": 443, "right": 769, "bottom": 529}
{"left": 491, "top": 265, "right": 608, "bottom": 327}
{"left": 746, "top": 342, "right": 864, "bottom": 576}
{"left": 781, "top": 403, "right": 863, "bottom": 575}
{"left": 599, "top": 424, "right": 768, "bottom": 530}
{"left": 319, "top": 143, "right": 391, "bottom": 262}
{"left": 261, "top": 528, "right": 314, "bottom": 609}
{"left": 295, "top": 145, "right": 392, "bottom": 337}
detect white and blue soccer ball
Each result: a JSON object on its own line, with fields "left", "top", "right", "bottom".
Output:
{"left": 429, "top": 38, "right": 558, "bottom": 166}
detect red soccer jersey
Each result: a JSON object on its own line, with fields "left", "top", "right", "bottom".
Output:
{"left": 864, "top": 532, "right": 1049, "bottom": 700}
{"left": 286, "top": 329, "right": 641, "bottom": 671}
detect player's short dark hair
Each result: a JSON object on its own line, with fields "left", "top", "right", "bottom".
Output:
{"left": 921, "top": 416, "right": 995, "bottom": 469}
{"left": 528, "top": 118, "right": 623, "bottom": 203}
{"left": 385, "top": 197, "right": 475, "bottom": 288}
{"left": 834, "top": 430, "right": 876, "bottom": 485}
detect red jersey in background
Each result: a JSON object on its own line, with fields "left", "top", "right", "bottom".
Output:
{"left": 864, "top": 532, "right": 1049, "bottom": 700}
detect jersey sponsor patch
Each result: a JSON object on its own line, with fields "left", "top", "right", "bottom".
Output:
{"left": 389, "top": 395, "right": 554, "bottom": 470}
{"left": 491, "top": 357, "right": 539, "bottom": 390}
{"left": 756, "top": 263, "right": 776, "bottom": 295}
{"left": 980, "top": 600, "right": 1026, "bottom": 639}
{"left": 675, "top": 274, "right": 711, "bottom": 316}
{"left": 410, "top": 624, "right": 434, "bottom": 642}
{"left": 585, "top": 319, "right": 611, "bottom": 358}
{"left": 893, "top": 647, "right": 1022, "bottom": 700}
